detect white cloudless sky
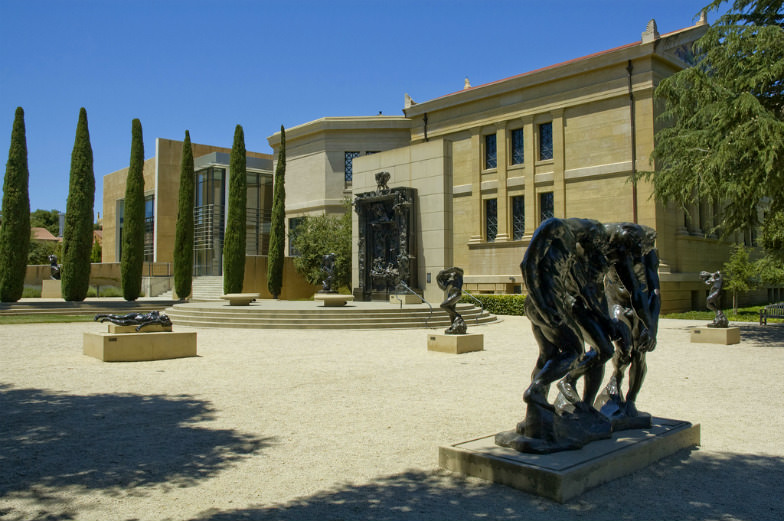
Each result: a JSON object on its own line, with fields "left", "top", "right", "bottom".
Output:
{"left": 0, "top": 0, "right": 724, "bottom": 216}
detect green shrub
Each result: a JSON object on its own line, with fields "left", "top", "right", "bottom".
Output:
{"left": 460, "top": 293, "right": 526, "bottom": 316}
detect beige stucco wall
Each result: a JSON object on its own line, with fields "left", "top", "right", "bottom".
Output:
{"left": 352, "top": 140, "right": 452, "bottom": 304}
{"left": 268, "top": 117, "right": 411, "bottom": 254}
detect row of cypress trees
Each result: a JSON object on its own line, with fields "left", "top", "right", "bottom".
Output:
{"left": 0, "top": 107, "right": 97, "bottom": 302}
{"left": 1, "top": 108, "right": 287, "bottom": 302}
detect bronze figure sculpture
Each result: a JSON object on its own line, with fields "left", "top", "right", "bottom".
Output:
{"left": 700, "top": 270, "right": 728, "bottom": 328}
{"left": 437, "top": 267, "right": 466, "bottom": 334}
{"left": 94, "top": 310, "right": 172, "bottom": 331}
{"left": 48, "top": 254, "right": 61, "bottom": 280}
{"left": 496, "top": 218, "right": 660, "bottom": 453}
{"left": 320, "top": 253, "right": 337, "bottom": 293}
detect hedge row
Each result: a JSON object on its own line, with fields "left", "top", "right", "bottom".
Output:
{"left": 460, "top": 294, "right": 526, "bottom": 316}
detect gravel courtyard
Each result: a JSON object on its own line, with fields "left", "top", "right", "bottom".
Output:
{"left": 1, "top": 316, "right": 783, "bottom": 520}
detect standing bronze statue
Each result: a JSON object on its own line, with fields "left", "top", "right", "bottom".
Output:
{"left": 437, "top": 267, "right": 467, "bottom": 335}
{"left": 496, "top": 218, "right": 660, "bottom": 453}
{"left": 48, "top": 254, "right": 61, "bottom": 280}
{"left": 700, "top": 270, "right": 729, "bottom": 328}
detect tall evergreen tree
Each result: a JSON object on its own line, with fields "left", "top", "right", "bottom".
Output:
{"left": 62, "top": 107, "right": 95, "bottom": 301}
{"left": 267, "top": 126, "right": 286, "bottom": 299}
{"left": 121, "top": 119, "right": 145, "bottom": 301}
{"left": 223, "top": 124, "right": 247, "bottom": 294}
{"left": 643, "top": 0, "right": 784, "bottom": 250}
{"left": 0, "top": 107, "right": 31, "bottom": 302}
{"left": 174, "top": 130, "right": 195, "bottom": 299}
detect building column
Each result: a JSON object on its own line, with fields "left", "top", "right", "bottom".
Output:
{"left": 495, "top": 124, "right": 510, "bottom": 242}
{"left": 468, "top": 129, "right": 483, "bottom": 244}
{"left": 523, "top": 116, "right": 536, "bottom": 236}
{"left": 552, "top": 109, "right": 566, "bottom": 218}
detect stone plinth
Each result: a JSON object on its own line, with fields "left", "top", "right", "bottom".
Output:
{"left": 440, "top": 418, "right": 700, "bottom": 503}
{"left": 83, "top": 331, "right": 197, "bottom": 362}
{"left": 390, "top": 294, "right": 421, "bottom": 305}
{"left": 220, "top": 293, "right": 259, "bottom": 306}
{"left": 427, "top": 333, "right": 484, "bottom": 354}
{"left": 108, "top": 324, "right": 173, "bottom": 333}
{"left": 690, "top": 326, "right": 740, "bottom": 345}
{"left": 314, "top": 293, "right": 354, "bottom": 307}
{"left": 41, "top": 279, "right": 62, "bottom": 298}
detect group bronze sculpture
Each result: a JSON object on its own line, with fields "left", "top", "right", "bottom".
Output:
{"left": 437, "top": 267, "right": 467, "bottom": 334}
{"left": 94, "top": 310, "right": 172, "bottom": 331}
{"left": 496, "top": 218, "right": 661, "bottom": 454}
{"left": 700, "top": 270, "right": 729, "bottom": 328}
{"left": 48, "top": 254, "right": 61, "bottom": 280}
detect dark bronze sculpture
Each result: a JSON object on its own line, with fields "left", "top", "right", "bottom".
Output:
{"left": 94, "top": 310, "right": 172, "bottom": 331}
{"left": 496, "top": 218, "right": 660, "bottom": 453}
{"left": 437, "top": 267, "right": 466, "bottom": 334}
{"left": 700, "top": 270, "right": 729, "bottom": 328}
{"left": 320, "top": 253, "right": 337, "bottom": 293}
{"left": 48, "top": 254, "right": 61, "bottom": 280}
{"left": 595, "top": 224, "right": 660, "bottom": 429}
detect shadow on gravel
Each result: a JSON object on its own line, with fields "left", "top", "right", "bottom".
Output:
{"left": 187, "top": 450, "right": 784, "bottom": 521}
{"left": 732, "top": 324, "right": 784, "bottom": 347}
{"left": 0, "top": 383, "right": 272, "bottom": 497}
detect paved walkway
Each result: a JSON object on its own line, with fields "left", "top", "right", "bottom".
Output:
{"left": 1, "top": 315, "right": 782, "bottom": 520}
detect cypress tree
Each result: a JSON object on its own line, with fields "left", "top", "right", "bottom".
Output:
{"left": 120, "top": 119, "right": 145, "bottom": 301}
{"left": 0, "top": 107, "right": 31, "bottom": 302}
{"left": 62, "top": 107, "right": 95, "bottom": 301}
{"left": 174, "top": 130, "right": 195, "bottom": 300}
{"left": 267, "top": 125, "right": 286, "bottom": 299}
{"left": 222, "top": 124, "right": 247, "bottom": 294}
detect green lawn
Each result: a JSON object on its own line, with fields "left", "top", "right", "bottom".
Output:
{"left": 663, "top": 305, "right": 780, "bottom": 323}
{"left": 0, "top": 314, "right": 96, "bottom": 325}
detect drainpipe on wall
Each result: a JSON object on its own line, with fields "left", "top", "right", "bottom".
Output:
{"left": 627, "top": 60, "right": 638, "bottom": 224}
{"left": 423, "top": 113, "right": 429, "bottom": 142}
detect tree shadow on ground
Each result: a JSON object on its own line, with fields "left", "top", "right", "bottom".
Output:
{"left": 731, "top": 323, "right": 784, "bottom": 347}
{"left": 187, "top": 449, "right": 784, "bottom": 521}
{"left": 0, "top": 383, "right": 272, "bottom": 498}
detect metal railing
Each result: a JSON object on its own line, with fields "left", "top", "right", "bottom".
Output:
{"left": 393, "top": 281, "right": 433, "bottom": 327}
{"left": 461, "top": 289, "right": 486, "bottom": 325}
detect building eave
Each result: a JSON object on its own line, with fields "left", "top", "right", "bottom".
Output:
{"left": 267, "top": 116, "right": 412, "bottom": 148}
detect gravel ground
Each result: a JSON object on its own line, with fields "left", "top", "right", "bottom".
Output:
{"left": 1, "top": 316, "right": 783, "bottom": 521}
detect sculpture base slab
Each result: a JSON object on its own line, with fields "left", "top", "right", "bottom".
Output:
{"left": 427, "top": 333, "right": 484, "bottom": 354}
{"left": 390, "top": 294, "right": 421, "bottom": 305}
{"left": 690, "top": 326, "right": 740, "bottom": 345}
{"left": 83, "top": 331, "right": 197, "bottom": 362}
{"left": 107, "top": 324, "right": 172, "bottom": 333}
{"left": 439, "top": 417, "right": 699, "bottom": 503}
{"left": 314, "top": 294, "right": 354, "bottom": 307}
{"left": 41, "top": 279, "right": 62, "bottom": 298}
{"left": 220, "top": 293, "right": 259, "bottom": 306}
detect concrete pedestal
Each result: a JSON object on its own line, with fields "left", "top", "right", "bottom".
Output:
{"left": 427, "top": 333, "right": 484, "bottom": 354}
{"left": 690, "top": 326, "right": 740, "bottom": 345}
{"left": 440, "top": 418, "right": 700, "bottom": 503}
{"left": 83, "top": 331, "right": 197, "bottom": 362}
{"left": 41, "top": 279, "right": 62, "bottom": 298}
{"left": 108, "top": 324, "right": 173, "bottom": 333}
{"left": 220, "top": 293, "right": 259, "bottom": 306}
{"left": 390, "top": 294, "right": 421, "bottom": 305}
{"left": 314, "top": 293, "right": 354, "bottom": 307}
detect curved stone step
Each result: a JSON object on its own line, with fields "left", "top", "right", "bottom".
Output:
{"left": 163, "top": 301, "right": 500, "bottom": 330}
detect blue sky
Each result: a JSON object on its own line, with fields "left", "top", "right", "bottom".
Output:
{"left": 1, "top": 0, "right": 722, "bottom": 217}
